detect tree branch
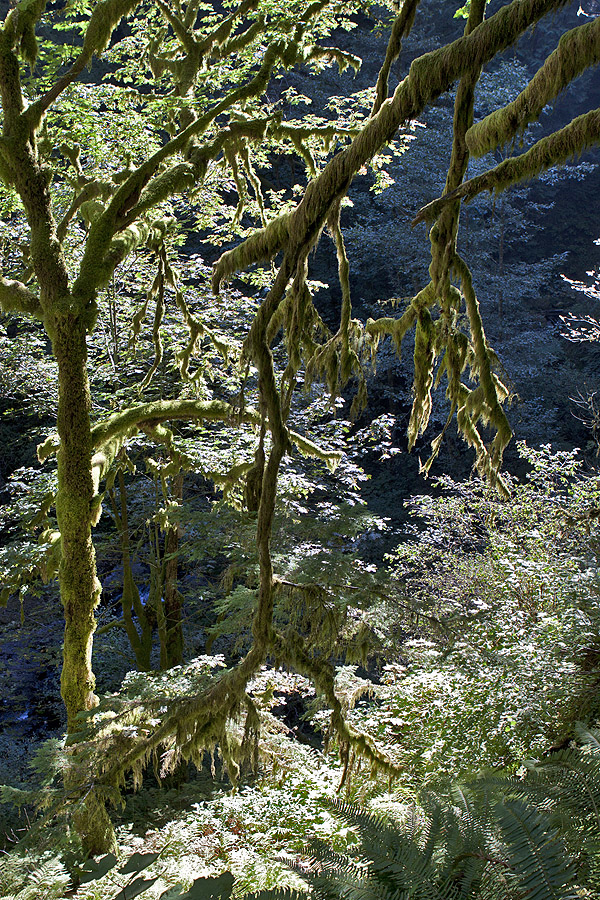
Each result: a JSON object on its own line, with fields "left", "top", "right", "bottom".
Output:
{"left": 212, "top": 0, "right": 569, "bottom": 293}
{"left": 413, "top": 106, "right": 600, "bottom": 226}
{"left": 25, "top": 0, "right": 141, "bottom": 133}
{"left": 0, "top": 275, "right": 43, "bottom": 319}
{"left": 466, "top": 13, "right": 600, "bottom": 158}
{"left": 73, "top": 43, "right": 286, "bottom": 303}
{"left": 371, "top": 0, "right": 421, "bottom": 116}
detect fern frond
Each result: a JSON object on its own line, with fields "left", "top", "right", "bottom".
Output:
{"left": 574, "top": 725, "right": 600, "bottom": 751}
{"left": 494, "top": 798, "right": 578, "bottom": 900}
{"left": 251, "top": 890, "right": 307, "bottom": 900}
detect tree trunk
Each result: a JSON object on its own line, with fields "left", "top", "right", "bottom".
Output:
{"left": 110, "top": 469, "right": 153, "bottom": 671}
{"left": 54, "top": 315, "right": 98, "bottom": 723}
{"left": 53, "top": 314, "right": 116, "bottom": 855}
{"left": 163, "top": 471, "right": 184, "bottom": 668}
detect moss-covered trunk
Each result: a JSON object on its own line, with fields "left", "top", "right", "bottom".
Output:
{"left": 0, "top": 25, "right": 115, "bottom": 845}
{"left": 54, "top": 315, "right": 98, "bottom": 724}
{"left": 53, "top": 315, "right": 116, "bottom": 855}
{"left": 163, "top": 470, "right": 184, "bottom": 669}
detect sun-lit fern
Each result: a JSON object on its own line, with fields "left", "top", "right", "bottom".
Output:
{"left": 253, "top": 729, "right": 600, "bottom": 900}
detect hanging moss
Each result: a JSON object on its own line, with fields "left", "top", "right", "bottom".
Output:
{"left": 82, "top": 0, "right": 140, "bottom": 61}
{"left": 467, "top": 14, "right": 600, "bottom": 158}
{"left": 2, "top": 0, "right": 45, "bottom": 66}
{"left": 0, "top": 275, "right": 43, "bottom": 318}
{"left": 407, "top": 306, "right": 436, "bottom": 449}
{"left": 371, "top": 0, "right": 420, "bottom": 116}
{"left": 214, "top": 0, "right": 568, "bottom": 296}
{"left": 213, "top": 211, "right": 291, "bottom": 294}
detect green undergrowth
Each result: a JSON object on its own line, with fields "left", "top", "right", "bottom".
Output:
{"left": 0, "top": 729, "right": 356, "bottom": 899}
{"left": 3, "top": 446, "right": 600, "bottom": 897}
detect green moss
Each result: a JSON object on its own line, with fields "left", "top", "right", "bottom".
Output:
{"left": 467, "top": 14, "right": 600, "bottom": 158}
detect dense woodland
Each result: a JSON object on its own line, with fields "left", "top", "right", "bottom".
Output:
{"left": 1, "top": 0, "right": 600, "bottom": 895}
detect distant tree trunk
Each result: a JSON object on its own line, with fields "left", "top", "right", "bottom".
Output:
{"left": 107, "top": 469, "right": 154, "bottom": 671}
{"left": 163, "top": 470, "right": 184, "bottom": 668}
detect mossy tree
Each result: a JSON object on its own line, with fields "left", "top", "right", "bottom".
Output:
{"left": 0, "top": 0, "right": 372, "bottom": 852}
{"left": 0, "top": 0, "right": 599, "bottom": 855}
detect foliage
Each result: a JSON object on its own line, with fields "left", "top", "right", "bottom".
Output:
{"left": 0, "top": 716, "right": 353, "bottom": 898}
{"left": 0, "top": 0, "right": 599, "bottom": 858}
{"left": 349, "top": 445, "right": 600, "bottom": 784}
{"left": 261, "top": 729, "right": 600, "bottom": 900}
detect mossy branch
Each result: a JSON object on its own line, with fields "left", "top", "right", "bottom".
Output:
{"left": 89, "top": 645, "right": 267, "bottom": 793}
{"left": 57, "top": 179, "right": 115, "bottom": 242}
{"left": 73, "top": 48, "right": 284, "bottom": 302}
{"left": 39, "top": 396, "right": 336, "bottom": 472}
{"left": 372, "top": 0, "right": 421, "bottom": 116}
{"left": 271, "top": 630, "right": 400, "bottom": 780}
{"left": 466, "top": 13, "right": 600, "bottom": 158}
{"left": 365, "top": 283, "right": 434, "bottom": 358}
{"left": 90, "top": 399, "right": 254, "bottom": 453}
{"left": 304, "top": 45, "right": 361, "bottom": 74}
{"left": 414, "top": 107, "right": 600, "bottom": 225}
{"left": 155, "top": 0, "right": 197, "bottom": 56}
{"left": 0, "top": 275, "right": 43, "bottom": 319}
{"left": 213, "top": 0, "right": 569, "bottom": 293}
{"left": 25, "top": 0, "right": 140, "bottom": 132}
{"left": 219, "top": 16, "right": 264, "bottom": 57}
{"left": 189, "top": 0, "right": 259, "bottom": 60}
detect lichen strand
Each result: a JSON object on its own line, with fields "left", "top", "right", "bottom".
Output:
{"left": 466, "top": 14, "right": 600, "bottom": 158}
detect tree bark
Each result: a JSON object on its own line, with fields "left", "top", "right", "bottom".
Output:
{"left": 163, "top": 471, "right": 184, "bottom": 668}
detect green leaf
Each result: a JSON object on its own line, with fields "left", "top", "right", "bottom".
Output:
{"left": 79, "top": 853, "right": 118, "bottom": 883}
{"left": 119, "top": 851, "right": 161, "bottom": 874}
